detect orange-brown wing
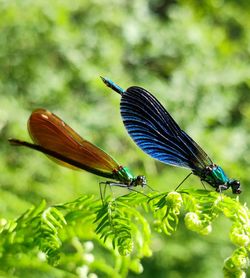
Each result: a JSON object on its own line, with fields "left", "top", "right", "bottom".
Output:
{"left": 28, "top": 109, "right": 119, "bottom": 174}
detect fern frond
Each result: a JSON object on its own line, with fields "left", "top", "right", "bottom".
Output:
{"left": 1, "top": 188, "right": 250, "bottom": 277}
{"left": 95, "top": 200, "right": 133, "bottom": 255}
{"left": 36, "top": 206, "right": 66, "bottom": 264}
{"left": 180, "top": 190, "right": 250, "bottom": 275}
{"left": 149, "top": 192, "right": 183, "bottom": 235}
{"left": 94, "top": 196, "right": 151, "bottom": 257}
{"left": 0, "top": 200, "right": 66, "bottom": 265}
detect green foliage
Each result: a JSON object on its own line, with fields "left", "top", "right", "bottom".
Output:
{"left": 0, "top": 190, "right": 249, "bottom": 277}
{"left": 95, "top": 198, "right": 150, "bottom": 256}
{"left": 0, "top": 200, "right": 66, "bottom": 266}
{"left": 152, "top": 191, "right": 183, "bottom": 235}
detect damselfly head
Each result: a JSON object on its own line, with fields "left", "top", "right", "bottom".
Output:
{"left": 136, "top": 175, "right": 147, "bottom": 187}
{"left": 228, "top": 179, "right": 241, "bottom": 194}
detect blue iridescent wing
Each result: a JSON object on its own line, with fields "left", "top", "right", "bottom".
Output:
{"left": 120, "top": 86, "right": 213, "bottom": 171}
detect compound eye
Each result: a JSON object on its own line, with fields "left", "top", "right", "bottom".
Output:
{"left": 233, "top": 180, "right": 240, "bottom": 186}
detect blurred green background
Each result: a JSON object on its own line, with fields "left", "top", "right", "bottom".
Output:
{"left": 1, "top": 0, "right": 250, "bottom": 277}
